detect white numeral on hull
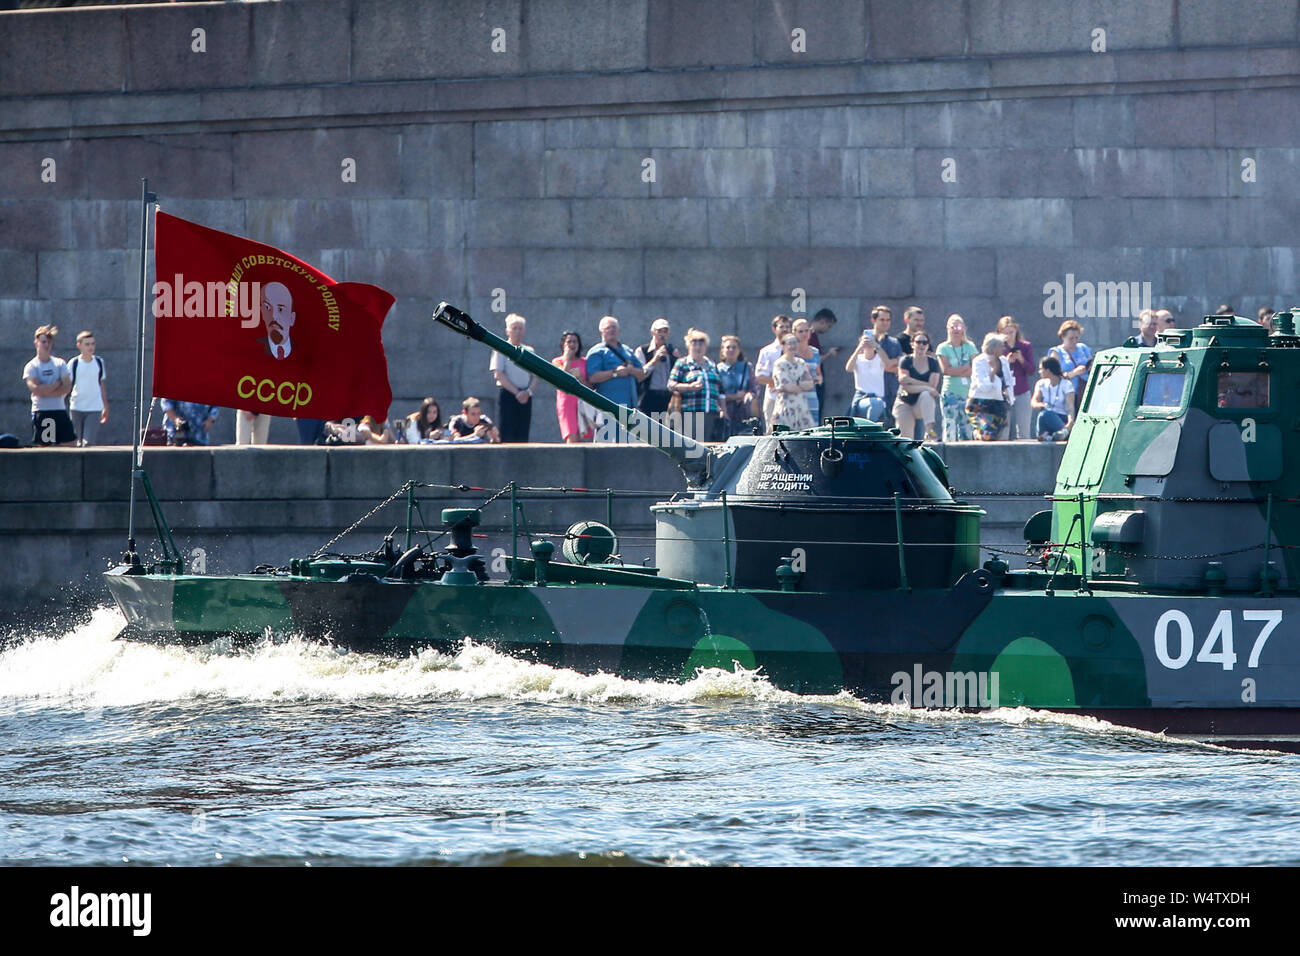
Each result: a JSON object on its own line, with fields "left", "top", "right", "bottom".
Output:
{"left": 1154, "top": 609, "right": 1281, "bottom": 670}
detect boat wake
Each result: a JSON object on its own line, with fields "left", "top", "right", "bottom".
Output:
{"left": 0, "top": 605, "right": 1205, "bottom": 749}
{"left": 0, "top": 606, "right": 803, "bottom": 709}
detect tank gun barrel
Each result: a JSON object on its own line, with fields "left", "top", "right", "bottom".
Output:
{"left": 431, "top": 302, "right": 713, "bottom": 484}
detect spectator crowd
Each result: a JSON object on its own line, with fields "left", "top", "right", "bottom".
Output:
{"left": 13, "top": 303, "right": 1271, "bottom": 448}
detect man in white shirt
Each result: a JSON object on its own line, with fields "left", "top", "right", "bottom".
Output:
{"left": 68, "top": 329, "right": 109, "bottom": 445}
{"left": 754, "top": 314, "right": 793, "bottom": 430}
{"left": 490, "top": 313, "right": 537, "bottom": 442}
{"left": 23, "top": 324, "right": 76, "bottom": 446}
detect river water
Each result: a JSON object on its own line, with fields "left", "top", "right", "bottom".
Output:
{"left": 1, "top": 607, "right": 1296, "bottom": 867}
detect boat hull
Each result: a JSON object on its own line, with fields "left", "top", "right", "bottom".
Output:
{"left": 104, "top": 569, "right": 1300, "bottom": 751}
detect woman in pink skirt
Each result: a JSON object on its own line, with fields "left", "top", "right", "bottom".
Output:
{"left": 553, "top": 330, "right": 593, "bottom": 442}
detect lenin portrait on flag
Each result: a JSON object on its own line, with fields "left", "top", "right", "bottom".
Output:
{"left": 229, "top": 259, "right": 334, "bottom": 412}
{"left": 237, "top": 263, "right": 319, "bottom": 381}
{"left": 260, "top": 281, "right": 296, "bottom": 361}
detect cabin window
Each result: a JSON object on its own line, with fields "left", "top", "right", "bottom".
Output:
{"left": 1139, "top": 371, "right": 1186, "bottom": 409}
{"left": 1083, "top": 364, "right": 1133, "bottom": 417}
{"left": 1216, "top": 372, "right": 1269, "bottom": 409}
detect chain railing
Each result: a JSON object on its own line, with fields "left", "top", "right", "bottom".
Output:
{"left": 300, "top": 480, "right": 1298, "bottom": 566}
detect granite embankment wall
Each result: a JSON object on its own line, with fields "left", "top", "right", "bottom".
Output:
{"left": 0, "top": 441, "right": 1062, "bottom": 621}
{"left": 3, "top": 0, "right": 1299, "bottom": 444}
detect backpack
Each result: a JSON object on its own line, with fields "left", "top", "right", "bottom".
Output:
{"left": 70, "top": 356, "right": 104, "bottom": 387}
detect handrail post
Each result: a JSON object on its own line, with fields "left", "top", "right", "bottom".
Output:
{"left": 721, "top": 490, "right": 733, "bottom": 589}
{"left": 1044, "top": 496, "right": 1080, "bottom": 596}
{"left": 1262, "top": 491, "right": 1275, "bottom": 596}
{"left": 508, "top": 481, "right": 519, "bottom": 584}
{"left": 893, "top": 492, "right": 910, "bottom": 591}
{"left": 404, "top": 481, "right": 414, "bottom": 553}
{"left": 140, "top": 470, "right": 182, "bottom": 572}
{"left": 125, "top": 178, "right": 155, "bottom": 568}
{"left": 1077, "top": 492, "right": 1090, "bottom": 593}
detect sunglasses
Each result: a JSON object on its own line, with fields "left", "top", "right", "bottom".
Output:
{"left": 914, "top": 339, "right": 930, "bottom": 346}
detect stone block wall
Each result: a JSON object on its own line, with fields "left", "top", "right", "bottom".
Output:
{"left": 2, "top": 0, "right": 1298, "bottom": 445}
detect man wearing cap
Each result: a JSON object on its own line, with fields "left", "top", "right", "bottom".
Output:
{"left": 635, "top": 318, "right": 680, "bottom": 415}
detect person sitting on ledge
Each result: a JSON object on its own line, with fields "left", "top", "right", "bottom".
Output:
{"left": 322, "top": 419, "right": 363, "bottom": 444}
{"left": 1031, "top": 355, "right": 1075, "bottom": 442}
{"left": 358, "top": 415, "right": 396, "bottom": 444}
{"left": 448, "top": 397, "right": 500, "bottom": 443}
{"left": 161, "top": 399, "right": 219, "bottom": 446}
{"left": 406, "top": 397, "right": 446, "bottom": 443}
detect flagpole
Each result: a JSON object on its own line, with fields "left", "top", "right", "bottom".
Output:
{"left": 125, "top": 178, "right": 156, "bottom": 569}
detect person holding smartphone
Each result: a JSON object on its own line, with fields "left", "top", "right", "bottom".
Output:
{"left": 845, "top": 330, "right": 887, "bottom": 423}
{"left": 996, "top": 316, "right": 1035, "bottom": 439}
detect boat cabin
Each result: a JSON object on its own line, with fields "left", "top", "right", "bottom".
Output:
{"left": 1042, "top": 313, "right": 1297, "bottom": 593}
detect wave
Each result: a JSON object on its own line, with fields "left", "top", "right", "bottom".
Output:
{"left": 0, "top": 606, "right": 810, "bottom": 709}
{"left": 0, "top": 606, "right": 1208, "bottom": 750}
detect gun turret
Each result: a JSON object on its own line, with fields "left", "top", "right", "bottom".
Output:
{"left": 432, "top": 302, "right": 715, "bottom": 484}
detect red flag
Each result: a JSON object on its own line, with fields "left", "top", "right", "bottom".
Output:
{"left": 152, "top": 211, "right": 394, "bottom": 421}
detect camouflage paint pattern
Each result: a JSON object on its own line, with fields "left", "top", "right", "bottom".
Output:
{"left": 103, "top": 314, "right": 1300, "bottom": 750}
{"left": 104, "top": 564, "right": 1300, "bottom": 749}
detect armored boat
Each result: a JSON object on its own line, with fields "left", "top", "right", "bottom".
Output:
{"left": 106, "top": 304, "right": 1300, "bottom": 751}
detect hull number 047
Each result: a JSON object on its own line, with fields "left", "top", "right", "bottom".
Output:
{"left": 1154, "top": 609, "right": 1281, "bottom": 670}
